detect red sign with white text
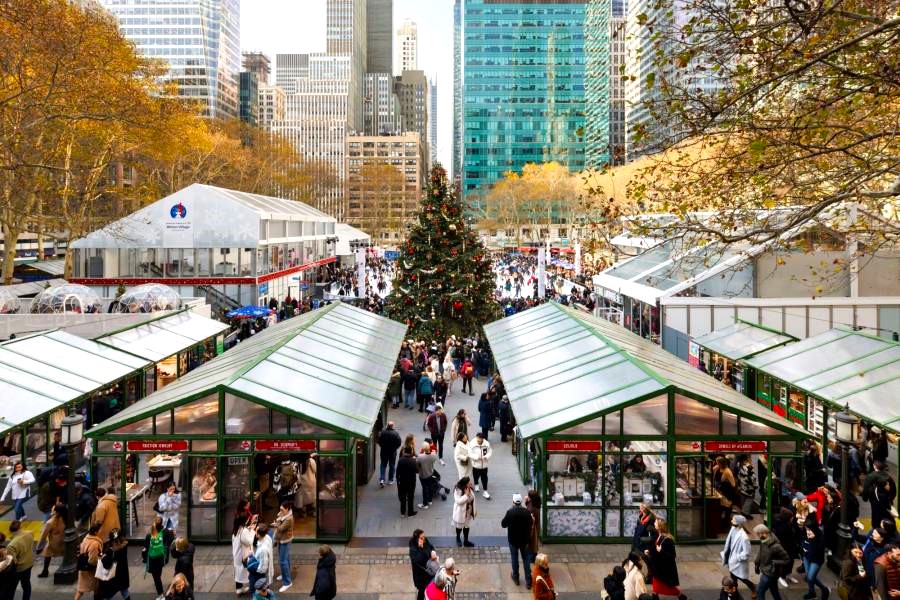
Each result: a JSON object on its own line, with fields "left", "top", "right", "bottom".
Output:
{"left": 705, "top": 441, "right": 767, "bottom": 453}
{"left": 255, "top": 440, "right": 316, "bottom": 452}
{"left": 546, "top": 440, "right": 602, "bottom": 452}
{"left": 126, "top": 440, "right": 188, "bottom": 452}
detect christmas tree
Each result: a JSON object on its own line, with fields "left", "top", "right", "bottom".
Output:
{"left": 386, "top": 165, "right": 500, "bottom": 341}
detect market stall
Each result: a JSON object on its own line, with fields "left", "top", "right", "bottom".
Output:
{"left": 0, "top": 330, "right": 150, "bottom": 515}
{"left": 484, "top": 302, "right": 810, "bottom": 544}
{"left": 691, "top": 320, "right": 797, "bottom": 396}
{"left": 86, "top": 302, "right": 405, "bottom": 543}
{"left": 95, "top": 309, "right": 229, "bottom": 391}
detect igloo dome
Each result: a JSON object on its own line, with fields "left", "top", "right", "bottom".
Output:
{"left": 29, "top": 284, "right": 103, "bottom": 314}
{"left": 0, "top": 288, "right": 20, "bottom": 314}
{"left": 112, "top": 283, "right": 182, "bottom": 313}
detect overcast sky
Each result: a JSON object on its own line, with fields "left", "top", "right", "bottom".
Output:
{"left": 241, "top": 0, "right": 453, "bottom": 169}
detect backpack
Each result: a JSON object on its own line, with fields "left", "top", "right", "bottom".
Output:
{"left": 463, "top": 364, "right": 474, "bottom": 377}
{"left": 148, "top": 533, "right": 166, "bottom": 561}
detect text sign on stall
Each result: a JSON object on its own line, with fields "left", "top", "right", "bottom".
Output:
{"left": 255, "top": 440, "right": 316, "bottom": 452}
{"left": 705, "top": 441, "right": 767, "bottom": 453}
{"left": 546, "top": 440, "right": 602, "bottom": 453}
{"left": 126, "top": 440, "right": 189, "bottom": 452}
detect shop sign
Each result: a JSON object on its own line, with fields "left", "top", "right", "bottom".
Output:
{"left": 546, "top": 440, "right": 602, "bottom": 452}
{"left": 239, "top": 440, "right": 251, "bottom": 451}
{"left": 688, "top": 339, "right": 700, "bottom": 368}
{"left": 126, "top": 440, "right": 189, "bottom": 452}
{"left": 602, "top": 288, "right": 622, "bottom": 305}
{"left": 705, "top": 441, "right": 767, "bottom": 453}
{"left": 255, "top": 439, "right": 316, "bottom": 452}
{"left": 216, "top": 335, "right": 225, "bottom": 355}
{"left": 258, "top": 282, "right": 269, "bottom": 296}
{"left": 227, "top": 456, "right": 249, "bottom": 466}
{"left": 685, "top": 441, "right": 702, "bottom": 452}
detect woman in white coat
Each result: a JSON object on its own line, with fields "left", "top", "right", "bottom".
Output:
{"left": 442, "top": 355, "right": 457, "bottom": 394}
{"left": 721, "top": 514, "right": 756, "bottom": 597}
{"left": 0, "top": 462, "right": 35, "bottom": 521}
{"left": 453, "top": 432, "right": 472, "bottom": 481}
{"left": 296, "top": 455, "right": 317, "bottom": 517}
{"left": 623, "top": 552, "right": 647, "bottom": 600}
{"left": 157, "top": 482, "right": 182, "bottom": 533}
{"left": 231, "top": 513, "right": 256, "bottom": 595}
{"left": 451, "top": 476, "right": 476, "bottom": 547}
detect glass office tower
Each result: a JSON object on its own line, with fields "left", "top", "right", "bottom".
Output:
{"left": 462, "top": 0, "right": 589, "bottom": 206}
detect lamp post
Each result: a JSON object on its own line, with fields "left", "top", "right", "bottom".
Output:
{"left": 54, "top": 413, "right": 85, "bottom": 585}
{"left": 831, "top": 405, "right": 861, "bottom": 573}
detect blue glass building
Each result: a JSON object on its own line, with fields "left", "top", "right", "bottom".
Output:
{"left": 463, "top": 0, "right": 604, "bottom": 206}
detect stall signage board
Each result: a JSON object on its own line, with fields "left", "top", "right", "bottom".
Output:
{"left": 705, "top": 441, "right": 767, "bottom": 453}
{"left": 688, "top": 339, "right": 700, "bottom": 368}
{"left": 546, "top": 440, "right": 602, "bottom": 452}
{"left": 255, "top": 440, "right": 316, "bottom": 452}
{"left": 126, "top": 440, "right": 189, "bottom": 452}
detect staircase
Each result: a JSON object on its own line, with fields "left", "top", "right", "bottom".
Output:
{"left": 196, "top": 284, "right": 241, "bottom": 317}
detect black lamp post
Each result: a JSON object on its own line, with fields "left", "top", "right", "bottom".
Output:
{"left": 832, "top": 405, "right": 861, "bottom": 573}
{"left": 54, "top": 413, "right": 85, "bottom": 585}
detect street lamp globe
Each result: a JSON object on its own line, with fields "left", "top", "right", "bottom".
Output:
{"left": 834, "top": 405, "right": 860, "bottom": 445}
{"left": 60, "top": 413, "right": 85, "bottom": 446}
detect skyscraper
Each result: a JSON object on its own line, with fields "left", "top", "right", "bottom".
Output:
{"left": 584, "top": 0, "right": 612, "bottom": 168}
{"left": 609, "top": 0, "right": 627, "bottom": 165}
{"left": 239, "top": 72, "right": 259, "bottom": 127}
{"left": 395, "top": 70, "right": 429, "bottom": 169}
{"left": 98, "top": 0, "right": 240, "bottom": 119}
{"left": 275, "top": 54, "right": 310, "bottom": 93}
{"left": 461, "top": 0, "right": 587, "bottom": 203}
{"left": 429, "top": 78, "right": 438, "bottom": 168}
{"left": 364, "top": 73, "right": 402, "bottom": 135}
{"left": 367, "top": 0, "right": 393, "bottom": 73}
{"left": 327, "top": 0, "right": 367, "bottom": 133}
{"left": 453, "top": 0, "right": 463, "bottom": 182}
{"left": 395, "top": 19, "right": 418, "bottom": 74}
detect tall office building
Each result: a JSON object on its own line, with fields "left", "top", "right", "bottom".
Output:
{"left": 98, "top": 0, "right": 240, "bottom": 119}
{"left": 395, "top": 70, "right": 429, "bottom": 167}
{"left": 609, "top": 0, "right": 627, "bottom": 165}
{"left": 461, "top": 0, "right": 587, "bottom": 203}
{"left": 238, "top": 72, "right": 259, "bottom": 127}
{"left": 258, "top": 84, "right": 286, "bottom": 129}
{"left": 429, "top": 78, "right": 438, "bottom": 168}
{"left": 276, "top": 54, "right": 310, "bottom": 93}
{"left": 367, "top": 0, "right": 393, "bottom": 73}
{"left": 364, "top": 73, "right": 402, "bottom": 135}
{"left": 327, "top": 0, "right": 367, "bottom": 133}
{"left": 453, "top": 0, "right": 464, "bottom": 182}
{"left": 395, "top": 19, "right": 418, "bottom": 74}
{"left": 584, "top": 0, "right": 612, "bottom": 168}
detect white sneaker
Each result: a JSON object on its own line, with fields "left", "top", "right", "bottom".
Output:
{"left": 474, "top": 485, "right": 480, "bottom": 492}
{"left": 440, "top": 459, "right": 446, "bottom": 466}
{"left": 278, "top": 583, "right": 292, "bottom": 593}
{"left": 483, "top": 490, "right": 491, "bottom": 500}
{"left": 788, "top": 576, "right": 800, "bottom": 584}
{"left": 778, "top": 578, "right": 789, "bottom": 589}
{"left": 276, "top": 575, "right": 282, "bottom": 581}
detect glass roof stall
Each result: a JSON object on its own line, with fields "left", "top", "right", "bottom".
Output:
{"left": 691, "top": 321, "right": 797, "bottom": 398}
{"left": 745, "top": 327, "right": 900, "bottom": 445}
{"left": 0, "top": 331, "right": 150, "bottom": 516}
{"left": 86, "top": 302, "right": 406, "bottom": 543}
{"left": 484, "top": 303, "right": 810, "bottom": 544}
{"left": 95, "top": 310, "right": 229, "bottom": 392}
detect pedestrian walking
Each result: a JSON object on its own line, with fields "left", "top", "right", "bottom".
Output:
{"left": 839, "top": 545, "right": 871, "bottom": 600}
{"left": 753, "top": 524, "right": 789, "bottom": 600}
{"left": 862, "top": 461, "right": 896, "bottom": 529}
{"left": 36, "top": 502, "right": 65, "bottom": 578}
{"left": 604, "top": 564, "right": 626, "bottom": 600}
{"left": 800, "top": 518, "right": 828, "bottom": 600}
{"left": 645, "top": 519, "right": 687, "bottom": 600}
{"left": 720, "top": 576, "right": 744, "bottom": 600}
{"left": 97, "top": 528, "right": 131, "bottom": 600}
{"left": 310, "top": 544, "right": 337, "bottom": 600}
{"left": 452, "top": 477, "right": 476, "bottom": 547}
{"left": 164, "top": 573, "right": 195, "bottom": 600}
{"left": 409, "top": 529, "right": 436, "bottom": 600}
{"left": 418, "top": 442, "right": 438, "bottom": 509}
{"left": 531, "top": 553, "right": 557, "bottom": 600}
{"left": 171, "top": 537, "right": 196, "bottom": 591}
{"left": 397, "top": 447, "right": 419, "bottom": 517}
{"left": 502, "top": 493, "right": 534, "bottom": 589}
{"left": 454, "top": 433, "right": 472, "bottom": 481}
{"left": 498, "top": 396, "right": 512, "bottom": 442}
{"left": 157, "top": 483, "right": 182, "bottom": 534}
{"left": 232, "top": 512, "right": 256, "bottom": 596}
{"left": 272, "top": 501, "right": 294, "bottom": 592}
{"left": 403, "top": 368, "right": 419, "bottom": 409}
{"left": 75, "top": 522, "right": 104, "bottom": 600}
{"left": 624, "top": 552, "right": 647, "bottom": 600}
{"left": 249, "top": 524, "right": 274, "bottom": 593}
{"left": 4, "top": 520, "right": 33, "bottom": 600}
{"left": 436, "top": 558, "right": 460, "bottom": 600}
{"left": 632, "top": 503, "right": 656, "bottom": 552}
{"left": 378, "top": 421, "right": 402, "bottom": 487}
{"left": 426, "top": 571, "right": 450, "bottom": 600}
{"left": 450, "top": 410, "right": 470, "bottom": 446}
{"left": 721, "top": 515, "right": 756, "bottom": 598}
{"left": 874, "top": 544, "right": 900, "bottom": 600}
{"left": 91, "top": 486, "right": 122, "bottom": 543}
{"left": 0, "top": 463, "right": 34, "bottom": 522}
{"left": 388, "top": 367, "right": 402, "bottom": 408}
{"left": 461, "top": 359, "right": 475, "bottom": 395}
{"left": 251, "top": 579, "right": 275, "bottom": 600}
{"left": 418, "top": 370, "right": 435, "bottom": 412}
{"left": 0, "top": 543, "right": 17, "bottom": 600}
{"left": 469, "top": 432, "right": 492, "bottom": 500}
{"left": 144, "top": 517, "right": 174, "bottom": 600}
{"left": 427, "top": 405, "right": 449, "bottom": 464}
{"left": 477, "top": 393, "right": 493, "bottom": 440}
{"left": 526, "top": 489, "right": 541, "bottom": 558}
{"left": 443, "top": 354, "right": 457, "bottom": 394}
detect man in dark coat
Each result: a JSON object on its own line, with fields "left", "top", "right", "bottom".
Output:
{"left": 863, "top": 461, "right": 897, "bottom": 528}
{"left": 501, "top": 494, "right": 534, "bottom": 589}
{"left": 396, "top": 448, "right": 419, "bottom": 517}
{"left": 311, "top": 544, "right": 337, "bottom": 600}
{"left": 378, "top": 421, "right": 402, "bottom": 487}
{"left": 478, "top": 393, "right": 494, "bottom": 440}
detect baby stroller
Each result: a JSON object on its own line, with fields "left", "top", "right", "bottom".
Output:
{"left": 431, "top": 468, "right": 451, "bottom": 501}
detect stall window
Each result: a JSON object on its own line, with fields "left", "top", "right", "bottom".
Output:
{"left": 757, "top": 373, "right": 773, "bottom": 408}
{"left": 196, "top": 249, "right": 212, "bottom": 277}
{"left": 173, "top": 395, "right": 220, "bottom": 435}
{"left": 271, "top": 411, "right": 289, "bottom": 435}
{"left": 674, "top": 395, "right": 719, "bottom": 434}
{"left": 155, "top": 410, "right": 172, "bottom": 435}
{"left": 722, "top": 411, "right": 738, "bottom": 435}
{"left": 291, "top": 418, "right": 335, "bottom": 436}
{"left": 0, "top": 432, "right": 22, "bottom": 509}
{"left": 239, "top": 248, "right": 254, "bottom": 277}
{"left": 739, "top": 417, "right": 785, "bottom": 437}
{"left": 95, "top": 456, "right": 122, "bottom": 497}
{"left": 547, "top": 453, "right": 601, "bottom": 506}
{"left": 555, "top": 419, "right": 603, "bottom": 435}
{"left": 317, "top": 456, "right": 347, "bottom": 537}
{"left": 181, "top": 249, "right": 195, "bottom": 276}
{"left": 674, "top": 456, "right": 704, "bottom": 539}
{"left": 787, "top": 389, "right": 807, "bottom": 424}
{"left": 622, "top": 395, "right": 668, "bottom": 435}
{"left": 221, "top": 456, "right": 250, "bottom": 540}
{"left": 189, "top": 457, "right": 218, "bottom": 538}
{"left": 111, "top": 416, "right": 154, "bottom": 436}
{"left": 224, "top": 394, "right": 269, "bottom": 434}
{"left": 165, "top": 249, "right": 181, "bottom": 277}
{"left": 25, "top": 419, "right": 48, "bottom": 471}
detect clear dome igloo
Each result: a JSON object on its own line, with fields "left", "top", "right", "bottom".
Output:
{"left": 30, "top": 284, "right": 103, "bottom": 314}
{"left": 112, "top": 283, "right": 182, "bottom": 313}
{"left": 0, "top": 288, "right": 20, "bottom": 314}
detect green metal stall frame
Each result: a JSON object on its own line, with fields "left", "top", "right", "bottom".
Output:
{"left": 85, "top": 301, "right": 406, "bottom": 543}
{"left": 484, "top": 302, "right": 811, "bottom": 544}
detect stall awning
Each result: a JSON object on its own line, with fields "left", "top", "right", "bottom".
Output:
{"left": 0, "top": 330, "right": 150, "bottom": 432}
{"left": 744, "top": 327, "right": 900, "bottom": 430}
{"left": 484, "top": 302, "right": 809, "bottom": 439}
{"left": 692, "top": 320, "right": 796, "bottom": 361}
{"left": 87, "top": 302, "right": 407, "bottom": 438}
{"left": 95, "top": 310, "right": 229, "bottom": 362}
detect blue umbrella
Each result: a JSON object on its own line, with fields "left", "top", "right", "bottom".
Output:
{"left": 226, "top": 305, "right": 272, "bottom": 319}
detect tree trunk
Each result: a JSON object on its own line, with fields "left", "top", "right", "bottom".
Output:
{"left": 2, "top": 223, "right": 20, "bottom": 285}
{"left": 36, "top": 195, "right": 45, "bottom": 261}
{"left": 63, "top": 245, "right": 75, "bottom": 280}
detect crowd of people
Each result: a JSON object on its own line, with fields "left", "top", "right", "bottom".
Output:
{"left": 493, "top": 252, "right": 597, "bottom": 316}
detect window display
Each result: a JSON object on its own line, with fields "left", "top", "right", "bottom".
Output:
{"left": 190, "top": 457, "right": 217, "bottom": 538}
{"left": 253, "top": 453, "right": 317, "bottom": 539}
{"left": 318, "top": 455, "right": 346, "bottom": 537}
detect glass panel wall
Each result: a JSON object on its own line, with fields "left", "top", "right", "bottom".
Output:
{"left": 224, "top": 394, "right": 269, "bottom": 434}
{"left": 189, "top": 456, "right": 217, "bottom": 538}
{"left": 173, "top": 395, "right": 220, "bottom": 435}
{"left": 317, "top": 455, "right": 346, "bottom": 537}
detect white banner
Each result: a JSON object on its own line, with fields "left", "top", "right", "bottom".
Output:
{"left": 356, "top": 248, "right": 366, "bottom": 298}
{"left": 574, "top": 241, "right": 582, "bottom": 276}
{"left": 537, "top": 248, "right": 546, "bottom": 298}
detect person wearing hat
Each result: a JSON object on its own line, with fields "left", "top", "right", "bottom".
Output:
{"left": 721, "top": 514, "right": 756, "bottom": 598}
{"left": 502, "top": 493, "right": 535, "bottom": 588}
{"left": 252, "top": 578, "right": 277, "bottom": 600}
{"left": 426, "top": 403, "right": 449, "bottom": 465}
